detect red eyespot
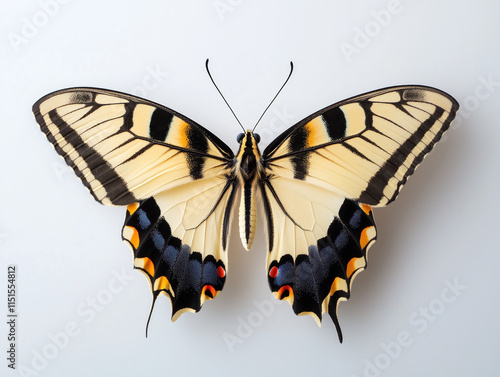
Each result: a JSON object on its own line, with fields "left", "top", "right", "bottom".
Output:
{"left": 277, "top": 285, "right": 293, "bottom": 300}
{"left": 217, "top": 266, "right": 225, "bottom": 278}
{"left": 202, "top": 285, "right": 216, "bottom": 299}
{"left": 269, "top": 266, "right": 279, "bottom": 278}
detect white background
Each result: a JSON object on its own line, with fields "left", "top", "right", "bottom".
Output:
{"left": 1, "top": 1, "right": 499, "bottom": 376}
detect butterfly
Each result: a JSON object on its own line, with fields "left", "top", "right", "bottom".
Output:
{"left": 33, "top": 63, "right": 458, "bottom": 342}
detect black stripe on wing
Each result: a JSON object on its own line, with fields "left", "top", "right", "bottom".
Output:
{"left": 358, "top": 105, "right": 446, "bottom": 205}
{"left": 44, "top": 109, "right": 136, "bottom": 205}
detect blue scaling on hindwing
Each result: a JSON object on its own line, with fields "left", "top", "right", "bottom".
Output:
{"left": 267, "top": 198, "right": 376, "bottom": 341}
{"left": 122, "top": 197, "right": 226, "bottom": 320}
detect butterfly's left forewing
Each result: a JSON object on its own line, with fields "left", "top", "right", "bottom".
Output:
{"left": 33, "top": 87, "right": 233, "bottom": 205}
{"left": 261, "top": 86, "right": 458, "bottom": 340}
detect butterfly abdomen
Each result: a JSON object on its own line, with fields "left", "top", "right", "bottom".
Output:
{"left": 239, "top": 179, "right": 258, "bottom": 250}
{"left": 235, "top": 131, "right": 263, "bottom": 250}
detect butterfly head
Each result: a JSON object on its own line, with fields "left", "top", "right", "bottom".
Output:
{"left": 237, "top": 130, "right": 260, "bottom": 145}
{"left": 235, "top": 130, "right": 262, "bottom": 180}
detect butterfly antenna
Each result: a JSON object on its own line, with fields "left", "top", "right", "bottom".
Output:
{"left": 252, "top": 61, "right": 294, "bottom": 132}
{"left": 205, "top": 59, "right": 245, "bottom": 132}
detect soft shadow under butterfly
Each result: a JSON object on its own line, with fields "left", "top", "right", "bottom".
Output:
{"left": 33, "top": 60, "right": 458, "bottom": 342}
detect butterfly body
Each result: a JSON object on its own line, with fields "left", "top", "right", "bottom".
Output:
{"left": 33, "top": 84, "right": 458, "bottom": 342}
{"left": 234, "top": 130, "right": 262, "bottom": 251}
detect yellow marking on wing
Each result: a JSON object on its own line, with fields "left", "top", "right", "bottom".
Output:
{"left": 123, "top": 225, "right": 140, "bottom": 249}
{"left": 304, "top": 118, "right": 328, "bottom": 145}
{"left": 134, "top": 257, "right": 155, "bottom": 278}
{"left": 127, "top": 202, "right": 139, "bottom": 215}
{"left": 360, "top": 226, "right": 376, "bottom": 249}
{"left": 346, "top": 257, "right": 366, "bottom": 278}
{"left": 172, "top": 308, "right": 196, "bottom": 322}
{"left": 369, "top": 91, "right": 401, "bottom": 103}
{"left": 340, "top": 103, "right": 366, "bottom": 135}
{"left": 153, "top": 276, "right": 170, "bottom": 291}
{"left": 298, "top": 311, "right": 322, "bottom": 327}
{"left": 169, "top": 117, "right": 190, "bottom": 148}
{"left": 94, "top": 93, "right": 128, "bottom": 104}
{"left": 132, "top": 104, "right": 156, "bottom": 137}
{"left": 330, "top": 277, "right": 348, "bottom": 295}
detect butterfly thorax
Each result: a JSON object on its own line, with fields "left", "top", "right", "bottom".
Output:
{"left": 234, "top": 130, "right": 263, "bottom": 250}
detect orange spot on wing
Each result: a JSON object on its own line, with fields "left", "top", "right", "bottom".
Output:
{"left": 202, "top": 285, "right": 216, "bottom": 299}
{"left": 136, "top": 257, "right": 155, "bottom": 278}
{"left": 360, "top": 226, "right": 375, "bottom": 249}
{"left": 170, "top": 118, "right": 190, "bottom": 148}
{"left": 125, "top": 226, "right": 140, "bottom": 249}
{"left": 127, "top": 202, "right": 139, "bottom": 215}
{"left": 329, "top": 277, "right": 347, "bottom": 296}
{"left": 154, "top": 276, "right": 170, "bottom": 291}
{"left": 360, "top": 203, "right": 372, "bottom": 215}
{"left": 217, "top": 266, "right": 225, "bottom": 278}
{"left": 269, "top": 266, "right": 278, "bottom": 278}
{"left": 346, "top": 257, "right": 366, "bottom": 278}
{"left": 304, "top": 118, "right": 326, "bottom": 146}
{"left": 277, "top": 285, "right": 293, "bottom": 300}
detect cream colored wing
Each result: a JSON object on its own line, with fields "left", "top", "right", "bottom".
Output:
{"left": 33, "top": 87, "right": 234, "bottom": 206}
{"left": 123, "top": 175, "right": 238, "bottom": 324}
{"left": 34, "top": 87, "right": 238, "bottom": 328}
{"left": 260, "top": 177, "right": 376, "bottom": 342}
{"left": 260, "top": 85, "right": 458, "bottom": 341}
{"left": 263, "top": 86, "right": 459, "bottom": 207}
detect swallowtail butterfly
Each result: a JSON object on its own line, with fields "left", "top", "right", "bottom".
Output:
{"left": 33, "top": 62, "right": 458, "bottom": 341}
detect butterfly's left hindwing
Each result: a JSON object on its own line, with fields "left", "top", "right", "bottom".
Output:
{"left": 122, "top": 175, "right": 237, "bottom": 321}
